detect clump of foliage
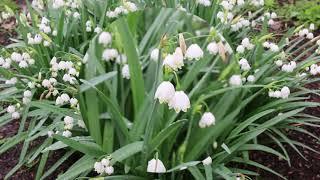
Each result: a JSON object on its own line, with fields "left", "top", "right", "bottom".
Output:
{"left": 274, "top": 0, "right": 320, "bottom": 27}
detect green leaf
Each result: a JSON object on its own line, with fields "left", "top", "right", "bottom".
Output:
{"left": 53, "top": 134, "right": 104, "bottom": 157}
{"left": 56, "top": 155, "right": 95, "bottom": 180}
{"left": 110, "top": 141, "right": 144, "bottom": 164}
{"left": 113, "top": 17, "right": 145, "bottom": 114}
{"left": 79, "top": 71, "right": 117, "bottom": 93}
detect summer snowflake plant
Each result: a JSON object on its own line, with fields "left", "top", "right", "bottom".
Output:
{"left": 0, "top": 0, "right": 320, "bottom": 179}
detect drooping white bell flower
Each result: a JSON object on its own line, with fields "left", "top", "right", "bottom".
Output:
{"left": 247, "top": 75, "right": 255, "bottom": 82}
{"left": 70, "top": 98, "right": 78, "bottom": 106}
{"left": 122, "top": 64, "right": 130, "bottom": 79}
{"left": 229, "top": 75, "right": 242, "bottom": 86}
{"left": 116, "top": 54, "right": 127, "bottom": 64}
{"left": 275, "top": 60, "right": 283, "bottom": 67}
{"left": 62, "top": 130, "right": 72, "bottom": 137}
{"left": 280, "top": 86, "right": 290, "bottom": 99}
{"left": 202, "top": 156, "right": 212, "bottom": 165}
{"left": 98, "top": 32, "right": 112, "bottom": 46}
{"left": 7, "top": 105, "right": 15, "bottom": 113}
{"left": 163, "top": 48, "right": 184, "bottom": 71}
{"left": 147, "top": 158, "right": 166, "bottom": 173}
{"left": 23, "top": 90, "right": 32, "bottom": 98}
{"left": 197, "top": 0, "right": 211, "bottom": 6}
{"left": 64, "top": 116, "right": 74, "bottom": 125}
{"left": 52, "top": 0, "right": 64, "bottom": 9}
{"left": 150, "top": 48, "right": 160, "bottom": 61}
{"left": 12, "top": 112, "right": 20, "bottom": 119}
{"left": 168, "top": 91, "right": 191, "bottom": 113}
{"left": 105, "top": 166, "right": 114, "bottom": 175}
{"left": 185, "top": 44, "right": 203, "bottom": 60}
{"left": 239, "top": 58, "right": 251, "bottom": 71}
{"left": 236, "top": 45, "right": 245, "bottom": 54}
{"left": 94, "top": 162, "right": 104, "bottom": 174}
{"left": 207, "top": 42, "right": 219, "bottom": 55}
{"left": 154, "top": 81, "right": 175, "bottom": 104}
{"left": 102, "top": 49, "right": 119, "bottom": 61}
{"left": 199, "top": 112, "right": 215, "bottom": 128}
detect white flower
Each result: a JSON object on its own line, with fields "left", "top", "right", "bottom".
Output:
{"left": 102, "top": 49, "right": 119, "bottom": 61}
{"left": 241, "top": 38, "right": 252, "bottom": 49}
{"left": 116, "top": 54, "right": 127, "bottom": 64}
{"left": 229, "top": 75, "right": 242, "bottom": 86}
{"left": 64, "top": 123, "right": 73, "bottom": 130}
{"left": 5, "top": 77, "right": 17, "bottom": 85}
{"left": 105, "top": 166, "right": 114, "bottom": 175}
{"left": 122, "top": 64, "right": 130, "bottom": 79}
{"left": 73, "top": 12, "right": 80, "bottom": 19}
{"left": 275, "top": 60, "right": 283, "bottom": 67}
{"left": 269, "top": 43, "right": 279, "bottom": 52}
{"left": 185, "top": 44, "right": 203, "bottom": 60}
{"left": 281, "top": 61, "right": 296, "bottom": 72}
{"left": 101, "top": 158, "right": 110, "bottom": 166}
{"left": 70, "top": 98, "right": 78, "bottom": 106}
{"left": 269, "top": 90, "right": 281, "bottom": 98}
{"left": 155, "top": 81, "right": 175, "bottom": 104}
{"left": 247, "top": 75, "right": 255, "bottom": 82}
{"left": 61, "top": 93, "right": 70, "bottom": 102}
{"left": 106, "top": 11, "right": 118, "bottom": 18}
{"left": 7, "top": 105, "right": 15, "bottom": 113}
{"left": 44, "top": 41, "right": 51, "bottom": 47}
{"left": 239, "top": 58, "right": 251, "bottom": 71}
{"left": 12, "top": 112, "right": 20, "bottom": 119}
{"left": 23, "top": 90, "right": 32, "bottom": 97}
{"left": 310, "top": 23, "right": 315, "bottom": 30}
{"left": 52, "top": 0, "right": 65, "bottom": 9}
{"left": 62, "top": 130, "right": 72, "bottom": 137}
{"left": 307, "top": 33, "right": 314, "bottom": 39}
{"left": 42, "top": 79, "right": 51, "bottom": 88}
{"left": 163, "top": 48, "right": 184, "bottom": 71}
{"left": 207, "top": 42, "right": 219, "bottom": 55}
{"left": 64, "top": 116, "right": 74, "bottom": 125}
{"left": 147, "top": 158, "right": 166, "bottom": 173}
{"left": 197, "top": 0, "right": 211, "bottom": 6}
{"left": 202, "top": 156, "right": 212, "bottom": 165}
{"left": 199, "top": 112, "right": 215, "bottom": 128}
{"left": 19, "top": 61, "right": 28, "bottom": 68}
{"left": 236, "top": 45, "right": 245, "bottom": 53}
{"left": 28, "top": 82, "right": 35, "bottom": 88}
{"left": 94, "top": 27, "right": 102, "bottom": 33}
{"left": 94, "top": 162, "right": 104, "bottom": 174}
{"left": 150, "top": 48, "right": 160, "bottom": 61}
{"left": 47, "top": 130, "right": 54, "bottom": 137}
{"left": 11, "top": 52, "right": 22, "bottom": 62}
{"left": 98, "top": 32, "right": 112, "bottom": 45}
{"left": 124, "top": 2, "right": 138, "bottom": 12}
{"left": 280, "top": 86, "right": 290, "bottom": 99}
{"left": 52, "top": 30, "right": 58, "bottom": 36}
{"left": 168, "top": 91, "right": 191, "bottom": 113}
{"left": 56, "top": 96, "right": 64, "bottom": 105}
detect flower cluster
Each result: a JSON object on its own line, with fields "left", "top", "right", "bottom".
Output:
{"left": 155, "top": 81, "right": 190, "bottom": 113}
{"left": 236, "top": 38, "right": 254, "bottom": 54}
{"left": 6, "top": 105, "right": 20, "bottom": 119}
{"left": 94, "top": 157, "right": 114, "bottom": 175}
{"left": 106, "top": 1, "right": 138, "bottom": 18}
{"left": 268, "top": 86, "right": 290, "bottom": 99}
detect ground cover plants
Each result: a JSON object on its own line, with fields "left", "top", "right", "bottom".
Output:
{"left": 1, "top": 0, "right": 320, "bottom": 179}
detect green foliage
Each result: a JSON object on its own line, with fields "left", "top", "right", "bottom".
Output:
{"left": 0, "top": 0, "right": 18, "bottom": 12}
{"left": 274, "top": 0, "right": 320, "bottom": 26}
